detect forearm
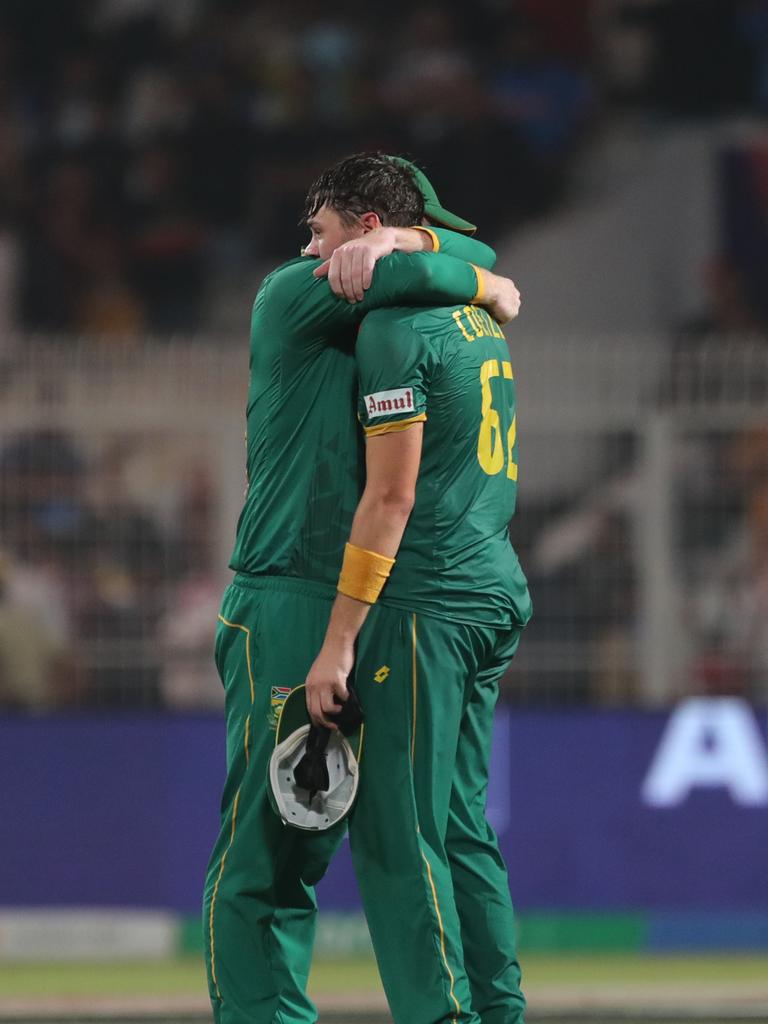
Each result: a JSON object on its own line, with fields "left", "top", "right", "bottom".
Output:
{"left": 391, "top": 235, "right": 514, "bottom": 320}
{"left": 392, "top": 226, "right": 432, "bottom": 253}
{"left": 323, "top": 490, "right": 413, "bottom": 648}
{"left": 305, "top": 426, "right": 422, "bottom": 727}
{"left": 373, "top": 252, "right": 481, "bottom": 310}
{"left": 304, "top": 485, "right": 413, "bottom": 727}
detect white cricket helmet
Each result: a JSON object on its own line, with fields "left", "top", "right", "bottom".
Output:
{"left": 267, "top": 685, "right": 363, "bottom": 831}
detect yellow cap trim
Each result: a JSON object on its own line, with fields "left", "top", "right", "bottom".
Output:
{"left": 411, "top": 225, "right": 440, "bottom": 252}
{"left": 364, "top": 413, "right": 426, "bottom": 437}
{"left": 338, "top": 542, "right": 395, "bottom": 604}
{"left": 470, "top": 264, "right": 485, "bottom": 305}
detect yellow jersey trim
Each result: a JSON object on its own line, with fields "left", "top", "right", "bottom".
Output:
{"left": 364, "top": 413, "right": 427, "bottom": 437}
{"left": 411, "top": 225, "right": 440, "bottom": 252}
{"left": 470, "top": 264, "right": 485, "bottom": 305}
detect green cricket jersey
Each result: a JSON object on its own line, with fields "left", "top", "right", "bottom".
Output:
{"left": 356, "top": 303, "right": 532, "bottom": 629}
{"left": 230, "top": 233, "right": 496, "bottom": 584}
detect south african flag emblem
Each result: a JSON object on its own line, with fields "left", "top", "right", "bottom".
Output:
{"left": 268, "top": 686, "right": 292, "bottom": 730}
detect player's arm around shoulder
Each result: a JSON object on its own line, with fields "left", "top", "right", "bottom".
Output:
{"left": 316, "top": 226, "right": 497, "bottom": 302}
{"left": 422, "top": 227, "right": 497, "bottom": 270}
{"left": 258, "top": 240, "right": 520, "bottom": 339}
{"left": 256, "top": 243, "right": 470, "bottom": 340}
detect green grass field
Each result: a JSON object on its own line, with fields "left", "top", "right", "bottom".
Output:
{"left": 1, "top": 953, "right": 768, "bottom": 997}
{"left": 1, "top": 953, "right": 768, "bottom": 1022}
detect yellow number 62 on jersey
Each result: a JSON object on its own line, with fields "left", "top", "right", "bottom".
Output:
{"left": 477, "top": 359, "right": 518, "bottom": 480}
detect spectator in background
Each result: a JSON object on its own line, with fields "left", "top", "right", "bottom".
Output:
{"left": 125, "top": 139, "right": 206, "bottom": 331}
{"left": 77, "top": 230, "right": 146, "bottom": 338}
{"left": 686, "top": 425, "right": 768, "bottom": 701}
{"left": 75, "top": 438, "right": 177, "bottom": 709}
{"left": 720, "top": 426, "right": 768, "bottom": 698}
{"left": 376, "top": 5, "right": 527, "bottom": 237}
{"left": 667, "top": 260, "right": 768, "bottom": 405}
{"left": 527, "top": 472, "right": 639, "bottom": 705}
{"left": 378, "top": 5, "right": 481, "bottom": 136}
{"left": 0, "top": 41, "right": 23, "bottom": 345}
{"left": 0, "top": 550, "right": 77, "bottom": 709}
{"left": 490, "top": 17, "right": 595, "bottom": 215}
{"left": 0, "top": 430, "right": 90, "bottom": 707}
{"left": 737, "top": 1, "right": 768, "bottom": 113}
{"left": 620, "top": 0, "right": 756, "bottom": 114}
{"left": 298, "top": 11, "right": 363, "bottom": 128}
{"left": 159, "top": 462, "right": 221, "bottom": 709}
{"left": 21, "top": 162, "right": 94, "bottom": 331}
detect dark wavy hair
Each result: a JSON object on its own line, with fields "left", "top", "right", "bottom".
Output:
{"left": 302, "top": 152, "right": 424, "bottom": 228}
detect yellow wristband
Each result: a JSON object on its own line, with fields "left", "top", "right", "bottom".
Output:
{"left": 337, "top": 543, "right": 395, "bottom": 604}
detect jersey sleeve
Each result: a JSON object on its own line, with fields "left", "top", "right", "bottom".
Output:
{"left": 263, "top": 252, "right": 482, "bottom": 340}
{"left": 413, "top": 227, "right": 497, "bottom": 270}
{"left": 356, "top": 251, "right": 482, "bottom": 313}
{"left": 356, "top": 314, "right": 433, "bottom": 437}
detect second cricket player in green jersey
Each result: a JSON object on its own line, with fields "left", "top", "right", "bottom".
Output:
{"left": 300, "top": 298, "right": 531, "bottom": 1024}
{"left": 355, "top": 301, "right": 532, "bottom": 628}
{"left": 230, "top": 240, "right": 495, "bottom": 585}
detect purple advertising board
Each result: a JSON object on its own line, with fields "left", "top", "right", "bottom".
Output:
{"left": 1, "top": 700, "right": 767, "bottom": 914}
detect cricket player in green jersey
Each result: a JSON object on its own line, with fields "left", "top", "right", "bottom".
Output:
{"left": 305, "top": 293, "right": 531, "bottom": 1023}
{"left": 203, "top": 153, "right": 522, "bottom": 1024}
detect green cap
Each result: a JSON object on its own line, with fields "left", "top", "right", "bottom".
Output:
{"left": 390, "top": 156, "right": 477, "bottom": 235}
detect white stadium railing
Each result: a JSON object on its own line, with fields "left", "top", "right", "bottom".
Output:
{"left": 0, "top": 334, "right": 766, "bottom": 709}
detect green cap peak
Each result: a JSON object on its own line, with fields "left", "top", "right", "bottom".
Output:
{"left": 390, "top": 156, "right": 477, "bottom": 235}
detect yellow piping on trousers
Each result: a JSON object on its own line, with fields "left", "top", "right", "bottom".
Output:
{"left": 421, "top": 849, "right": 461, "bottom": 1022}
{"left": 217, "top": 615, "right": 255, "bottom": 705}
{"left": 209, "top": 615, "right": 256, "bottom": 996}
{"left": 208, "top": 789, "right": 241, "bottom": 999}
{"left": 411, "top": 613, "right": 460, "bottom": 1019}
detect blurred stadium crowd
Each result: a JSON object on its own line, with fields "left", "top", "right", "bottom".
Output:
{"left": 0, "top": 423, "right": 220, "bottom": 710}
{"left": 1, "top": 0, "right": 768, "bottom": 335}
{"left": 1, "top": 0, "right": 768, "bottom": 713}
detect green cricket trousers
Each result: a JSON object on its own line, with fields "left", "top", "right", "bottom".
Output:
{"left": 203, "top": 575, "right": 345, "bottom": 1024}
{"left": 204, "top": 575, "right": 524, "bottom": 1024}
{"left": 350, "top": 602, "right": 526, "bottom": 1024}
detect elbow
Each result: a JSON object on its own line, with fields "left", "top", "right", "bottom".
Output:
{"left": 365, "top": 486, "right": 416, "bottom": 521}
{"left": 413, "top": 258, "right": 435, "bottom": 293}
{"left": 382, "top": 489, "right": 416, "bottom": 520}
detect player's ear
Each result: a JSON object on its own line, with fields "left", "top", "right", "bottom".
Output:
{"left": 359, "top": 212, "right": 383, "bottom": 233}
